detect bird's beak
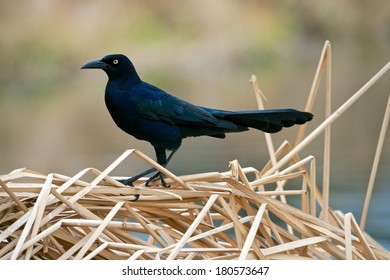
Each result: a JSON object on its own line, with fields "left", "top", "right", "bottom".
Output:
{"left": 81, "top": 59, "right": 109, "bottom": 70}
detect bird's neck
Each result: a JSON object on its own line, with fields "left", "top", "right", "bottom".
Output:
{"left": 124, "top": 74, "right": 142, "bottom": 88}
{"left": 108, "top": 72, "right": 142, "bottom": 88}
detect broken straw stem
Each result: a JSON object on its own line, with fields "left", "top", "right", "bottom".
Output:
{"left": 360, "top": 93, "right": 390, "bottom": 231}
{"left": 264, "top": 61, "right": 390, "bottom": 176}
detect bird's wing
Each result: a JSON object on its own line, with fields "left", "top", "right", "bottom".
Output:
{"left": 130, "top": 83, "right": 233, "bottom": 129}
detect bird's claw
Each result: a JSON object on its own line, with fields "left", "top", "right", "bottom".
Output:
{"left": 118, "top": 178, "right": 136, "bottom": 187}
{"left": 117, "top": 178, "right": 140, "bottom": 201}
{"left": 129, "top": 194, "right": 140, "bottom": 202}
{"left": 145, "top": 172, "right": 170, "bottom": 188}
{"left": 117, "top": 172, "right": 169, "bottom": 202}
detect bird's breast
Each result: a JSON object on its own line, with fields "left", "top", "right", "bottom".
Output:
{"left": 104, "top": 89, "right": 181, "bottom": 150}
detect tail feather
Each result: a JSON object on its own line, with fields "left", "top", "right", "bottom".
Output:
{"left": 214, "top": 109, "right": 313, "bottom": 133}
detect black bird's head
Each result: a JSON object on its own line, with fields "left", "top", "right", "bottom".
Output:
{"left": 81, "top": 54, "right": 140, "bottom": 81}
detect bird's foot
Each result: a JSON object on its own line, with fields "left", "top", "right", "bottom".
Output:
{"left": 129, "top": 194, "right": 140, "bottom": 202}
{"left": 118, "top": 177, "right": 136, "bottom": 187}
{"left": 145, "top": 172, "right": 170, "bottom": 188}
{"left": 117, "top": 171, "right": 169, "bottom": 201}
{"left": 117, "top": 178, "right": 140, "bottom": 202}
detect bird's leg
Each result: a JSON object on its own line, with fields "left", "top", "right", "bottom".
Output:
{"left": 145, "top": 147, "right": 178, "bottom": 188}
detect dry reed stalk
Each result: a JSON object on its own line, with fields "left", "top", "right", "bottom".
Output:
{"left": 360, "top": 94, "right": 390, "bottom": 230}
{"left": 265, "top": 60, "right": 390, "bottom": 176}
{"left": 322, "top": 41, "right": 332, "bottom": 222}
{"left": 1, "top": 42, "right": 389, "bottom": 260}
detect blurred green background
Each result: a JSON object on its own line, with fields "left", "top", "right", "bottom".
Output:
{"left": 1, "top": 1, "right": 389, "bottom": 246}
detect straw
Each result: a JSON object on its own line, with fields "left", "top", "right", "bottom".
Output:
{"left": 360, "top": 94, "right": 390, "bottom": 230}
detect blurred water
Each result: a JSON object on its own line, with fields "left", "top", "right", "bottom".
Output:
{"left": 330, "top": 182, "right": 390, "bottom": 250}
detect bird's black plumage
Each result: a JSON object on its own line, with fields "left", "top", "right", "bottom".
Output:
{"left": 81, "top": 54, "right": 313, "bottom": 188}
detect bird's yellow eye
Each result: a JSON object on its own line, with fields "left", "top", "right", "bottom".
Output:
{"left": 113, "top": 59, "right": 119, "bottom": 65}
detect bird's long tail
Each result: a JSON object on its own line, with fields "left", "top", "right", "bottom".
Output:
{"left": 211, "top": 108, "right": 313, "bottom": 133}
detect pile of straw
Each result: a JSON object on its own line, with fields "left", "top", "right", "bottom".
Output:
{"left": 1, "top": 42, "right": 389, "bottom": 260}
